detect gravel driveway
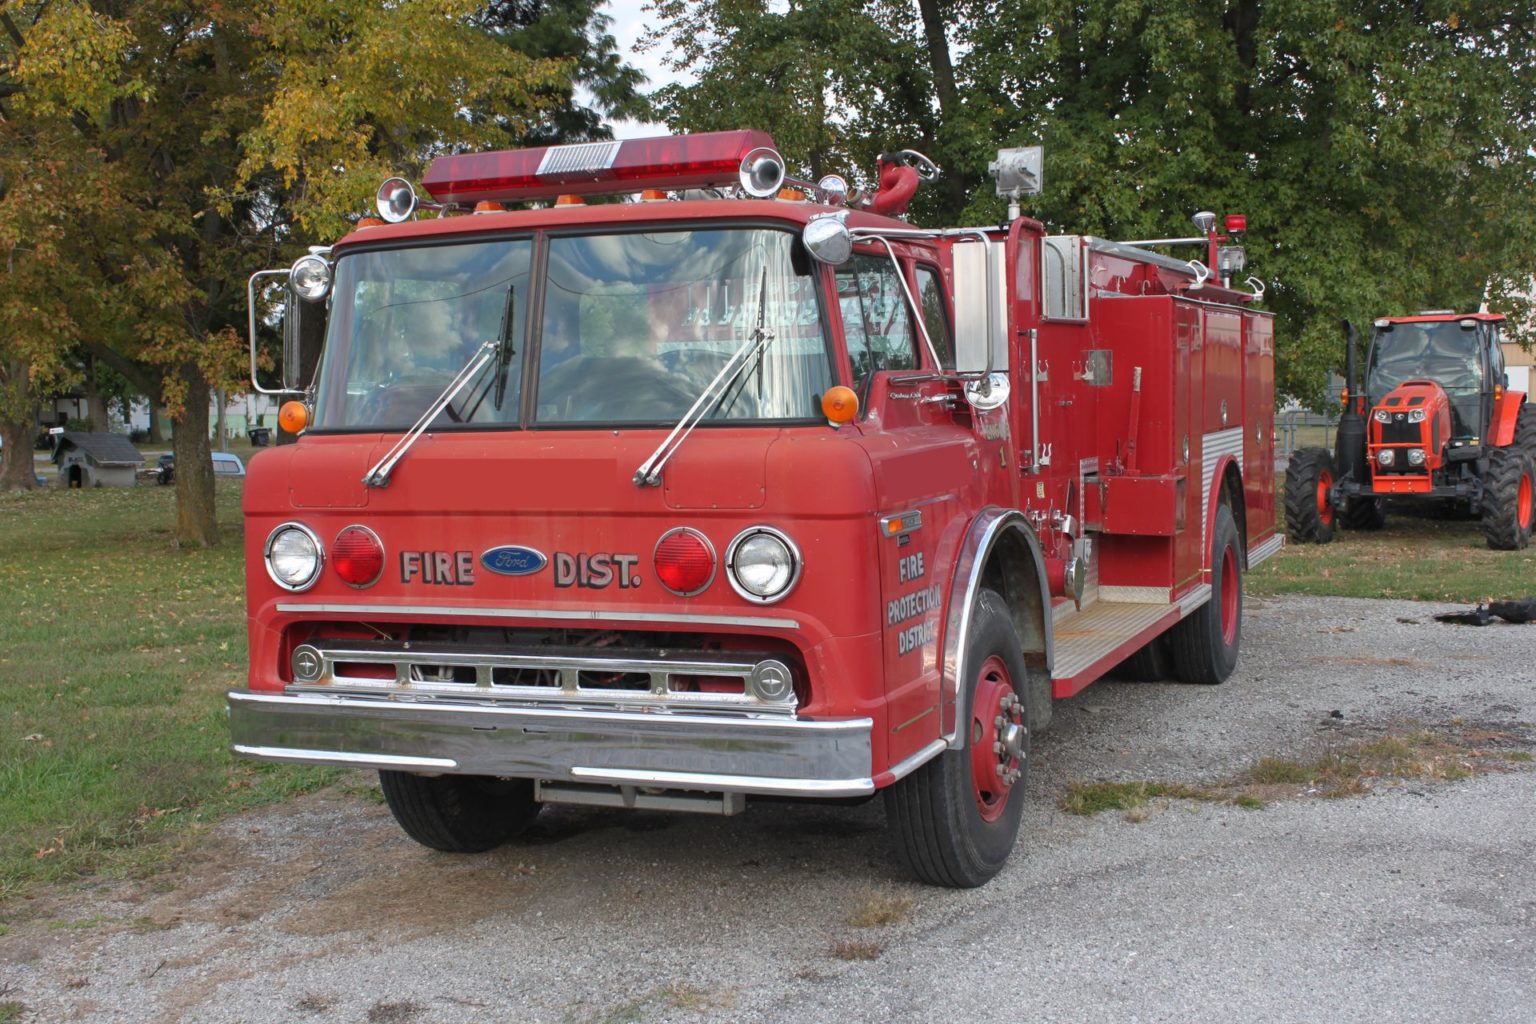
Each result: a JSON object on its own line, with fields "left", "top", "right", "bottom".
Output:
{"left": 3, "top": 595, "right": 1533, "bottom": 1024}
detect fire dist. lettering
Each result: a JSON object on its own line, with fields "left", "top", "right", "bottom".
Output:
{"left": 887, "top": 584, "right": 942, "bottom": 627}
{"left": 400, "top": 550, "right": 476, "bottom": 586}
{"left": 553, "top": 552, "right": 641, "bottom": 589}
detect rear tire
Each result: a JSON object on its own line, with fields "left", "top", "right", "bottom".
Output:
{"left": 1170, "top": 503, "right": 1243, "bottom": 684}
{"left": 886, "top": 589, "right": 1028, "bottom": 888}
{"left": 1514, "top": 403, "right": 1536, "bottom": 453}
{"left": 379, "top": 771, "right": 540, "bottom": 853}
{"left": 1481, "top": 447, "right": 1536, "bottom": 551}
{"left": 1284, "top": 447, "right": 1336, "bottom": 543}
{"left": 1121, "top": 632, "right": 1174, "bottom": 681}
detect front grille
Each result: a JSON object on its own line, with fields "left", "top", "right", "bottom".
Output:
{"left": 1377, "top": 418, "right": 1423, "bottom": 445}
{"left": 287, "top": 639, "right": 799, "bottom": 716}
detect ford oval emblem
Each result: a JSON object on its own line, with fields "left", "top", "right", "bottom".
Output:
{"left": 480, "top": 545, "right": 548, "bottom": 577}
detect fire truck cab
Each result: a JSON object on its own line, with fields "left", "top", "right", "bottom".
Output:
{"left": 231, "top": 130, "right": 1278, "bottom": 887}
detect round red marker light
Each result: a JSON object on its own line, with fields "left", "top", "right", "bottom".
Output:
{"left": 1224, "top": 213, "right": 1247, "bottom": 234}
{"left": 332, "top": 526, "right": 385, "bottom": 588}
{"left": 654, "top": 528, "right": 716, "bottom": 596}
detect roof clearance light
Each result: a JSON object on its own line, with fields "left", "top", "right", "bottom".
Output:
{"left": 278, "top": 401, "right": 309, "bottom": 434}
{"left": 640, "top": 188, "right": 668, "bottom": 202}
{"left": 376, "top": 177, "right": 418, "bottom": 223}
{"left": 654, "top": 528, "right": 716, "bottom": 597}
{"left": 332, "top": 526, "right": 385, "bottom": 588}
{"left": 554, "top": 194, "right": 585, "bottom": 206}
{"left": 421, "top": 130, "right": 783, "bottom": 205}
{"left": 473, "top": 201, "right": 503, "bottom": 214}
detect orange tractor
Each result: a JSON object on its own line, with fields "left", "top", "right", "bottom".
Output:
{"left": 1286, "top": 312, "right": 1536, "bottom": 550}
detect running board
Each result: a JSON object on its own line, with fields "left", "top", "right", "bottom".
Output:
{"left": 1050, "top": 600, "right": 1182, "bottom": 698}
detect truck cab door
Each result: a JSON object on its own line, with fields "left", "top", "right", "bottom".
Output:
{"left": 835, "top": 252, "right": 987, "bottom": 765}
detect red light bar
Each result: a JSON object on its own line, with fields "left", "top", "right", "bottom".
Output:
{"left": 1225, "top": 213, "right": 1247, "bottom": 234}
{"left": 422, "top": 130, "right": 780, "bottom": 205}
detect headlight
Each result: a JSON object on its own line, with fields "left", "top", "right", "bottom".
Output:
{"left": 289, "top": 255, "right": 332, "bottom": 302}
{"left": 1407, "top": 408, "right": 1427, "bottom": 423}
{"left": 1372, "top": 409, "right": 1391, "bottom": 424}
{"left": 1407, "top": 448, "right": 1426, "bottom": 466}
{"left": 726, "top": 527, "right": 801, "bottom": 603}
{"left": 1376, "top": 449, "right": 1395, "bottom": 467}
{"left": 265, "top": 523, "right": 323, "bottom": 591}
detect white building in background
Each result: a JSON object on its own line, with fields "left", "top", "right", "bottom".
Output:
{"left": 126, "top": 391, "right": 281, "bottom": 443}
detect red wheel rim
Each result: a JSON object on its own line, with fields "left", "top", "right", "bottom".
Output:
{"left": 1219, "top": 542, "right": 1240, "bottom": 646}
{"left": 969, "top": 656, "right": 1024, "bottom": 823}
{"left": 1519, "top": 472, "right": 1533, "bottom": 529}
{"left": 1316, "top": 469, "right": 1334, "bottom": 525}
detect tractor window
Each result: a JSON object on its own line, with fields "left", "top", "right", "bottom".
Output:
{"left": 1367, "top": 322, "right": 1482, "bottom": 397}
{"left": 837, "top": 254, "right": 919, "bottom": 393}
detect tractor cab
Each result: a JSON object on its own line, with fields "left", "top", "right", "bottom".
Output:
{"left": 1364, "top": 313, "right": 1506, "bottom": 448}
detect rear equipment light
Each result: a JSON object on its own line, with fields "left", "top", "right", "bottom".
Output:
{"left": 654, "top": 528, "right": 717, "bottom": 596}
{"left": 726, "top": 526, "right": 801, "bottom": 604}
{"left": 332, "top": 525, "right": 385, "bottom": 588}
{"left": 265, "top": 522, "right": 323, "bottom": 592}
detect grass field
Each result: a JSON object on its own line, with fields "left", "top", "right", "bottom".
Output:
{"left": 0, "top": 473, "right": 333, "bottom": 906}
{"left": 0, "top": 452, "right": 1529, "bottom": 907}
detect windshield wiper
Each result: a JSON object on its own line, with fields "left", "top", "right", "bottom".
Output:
{"left": 492, "top": 284, "right": 517, "bottom": 410}
{"left": 633, "top": 272, "right": 773, "bottom": 487}
{"left": 362, "top": 339, "right": 497, "bottom": 488}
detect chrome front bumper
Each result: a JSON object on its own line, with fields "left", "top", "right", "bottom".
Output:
{"left": 227, "top": 690, "right": 876, "bottom": 798}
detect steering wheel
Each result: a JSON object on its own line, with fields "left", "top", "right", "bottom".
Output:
{"left": 897, "top": 149, "right": 942, "bottom": 183}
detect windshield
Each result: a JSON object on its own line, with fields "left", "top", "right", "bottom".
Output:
{"left": 1366, "top": 322, "right": 1484, "bottom": 397}
{"left": 313, "top": 239, "right": 533, "bottom": 430}
{"left": 311, "top": 227, "right": 833, "bottom": 431}
{"left": 534, "top": 228, "right": 831, "bottom": 423}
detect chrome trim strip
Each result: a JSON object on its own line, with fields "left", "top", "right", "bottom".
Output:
{"left": 1247, "top": 534, "right": 1284, "bottom": 568}
{"left": 273, "top": 602, "right": 801, "bottom": 630}
{"left": 1177, "top": 583, "right": 1213, "bottom": 618}
{"left": 228, "top": 691, "right": 873, "bottom": 798}
{"left": 231, "top": 745, "right": 456, "bottom": 770}
{"left": 569, "top": 767, "right": 873, "bottom": 798}
{"left": 940, "top": 509, "right": 1053, "bottom": 747}
{"left": 883, "top": 738, "right": 947, "bottom": 784}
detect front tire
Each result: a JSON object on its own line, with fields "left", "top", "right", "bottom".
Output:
{"left": 1340, "top": 496, "right": 1386, "bottom": 531}
{"left": 1284, "top": 447, "right": 1336, "bottom": 543}
{"left": 1170, "top": 503, "right": 1243, "bottom": 684}
{"left": 1481, "top": 447, "right": 1536, "bottom": 551}
{"left": 886, "top": 589, "right": 1028, "bottom": 888}
{"left": 379, "top": 771, "right": 540, "bottom": 853}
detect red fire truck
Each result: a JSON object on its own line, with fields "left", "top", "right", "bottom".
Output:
{"left": 232, "top": 130, "right": 1278, "bottom": 887}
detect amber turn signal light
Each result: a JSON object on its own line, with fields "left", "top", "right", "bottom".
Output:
{"left": 278, "top": 400, "right": 309, "bottom": 434}
{"left": 822, "top": 386, "right": 859, "bottom": 424}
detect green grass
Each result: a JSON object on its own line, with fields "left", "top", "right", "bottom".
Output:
{"left": 1251, "top": 473, "right": 1536, "bottom": 602}
{"left": 0, "top": 478, "right": 334, "bottom": 906}
{"left": 1059, "top": 725, "right": 1522, "bottom": 817}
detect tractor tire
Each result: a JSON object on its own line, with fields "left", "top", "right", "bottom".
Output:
{"left": 1170, "top": 503, "right": 1243, "bottom": 685}
{"left": 1284, "top": 447, "right": 1336, "bottom": 544}
{"left": 1481, "top": 446, "right": 1536, "bottom": 551}
{"left": 379, "top": 771, "right": 540, "bottom": 853}
{"left": 1340, "top": 496, "right": 1386, "bottom": 531}
{"left": 886, "top": 589, "right": 1027, "bottom": 888}
{"left": 1515, "top": 403, "right": 1536, "bottom": 453}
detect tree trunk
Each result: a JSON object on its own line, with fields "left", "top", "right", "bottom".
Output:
{"left": 173, "top": 365, "right": 218, "bottom": 547}
{"left": 0, "top": 360, "right": 39, "bottom": 490}
{"left": 85, "top": 354, "right": 111, "bottom": 431}
{"left": 215, "top": 386, "right": 227, "bottom": 451}
{"left": 914, "top": 0, "right": 970, "bottom": 220}
{"left": 149, "top": 404, "right": 166, "bottom": 443}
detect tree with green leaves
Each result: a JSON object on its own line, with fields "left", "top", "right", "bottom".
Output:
{"left": 647, "top": 1, "right": 1536, "bottom": 406}
{"left": 0, "top": 0, "right": 627, "bottom": 537}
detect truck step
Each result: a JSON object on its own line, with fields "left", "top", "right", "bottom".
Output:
{"left": 1050, "top": 600, "right": 1181, "bottom": 697}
